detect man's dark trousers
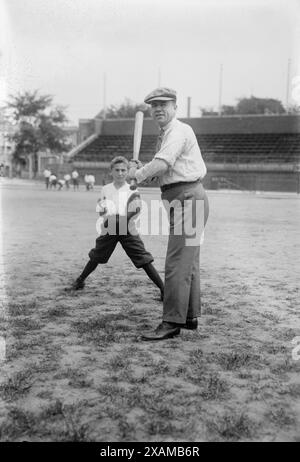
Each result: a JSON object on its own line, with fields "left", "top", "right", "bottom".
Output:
{"left": 161, "top": 182, "right": 209, "bottom": 324}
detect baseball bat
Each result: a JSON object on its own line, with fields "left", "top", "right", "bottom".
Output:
{"left": 129, "top": 111, "right": 144, "bottom": 190}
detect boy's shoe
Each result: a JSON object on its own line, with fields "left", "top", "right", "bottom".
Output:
{"left": 65, "top": 278, "right": 85, "bottom": 291}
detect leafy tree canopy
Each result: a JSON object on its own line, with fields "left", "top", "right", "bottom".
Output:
{"left": 235, "top": 96, "right": 286, "bottom": 115}
{"left": 200, "top": 96, "right": 298, "bottom": 116}
{"left": 7, "top": 90, "right": 71, "bottom": 170}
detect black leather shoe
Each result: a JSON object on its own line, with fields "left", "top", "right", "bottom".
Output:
{"left": 65, "top": 278, "right": 85, "bottom": 291}
{"left": 182, "top": 318, "right": 198, "bottom": 330}
{"left": 141, "top": 322, "right": 180, "bottom": 341}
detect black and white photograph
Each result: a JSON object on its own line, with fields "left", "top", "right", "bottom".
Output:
{"left": 0, "top": 0, "right": 299, "bottom": 444}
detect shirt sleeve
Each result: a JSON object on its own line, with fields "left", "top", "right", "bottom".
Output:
{"left": 135, "top": 158, "right": 168, "bottom": 183}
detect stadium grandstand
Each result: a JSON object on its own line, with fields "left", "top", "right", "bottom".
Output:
{"left": 66, "top": 114, "right": 300, "bottom": 192}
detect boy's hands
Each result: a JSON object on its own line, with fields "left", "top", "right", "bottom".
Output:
{"left": 96, "top": 199, "right": 107, "bottom": 216}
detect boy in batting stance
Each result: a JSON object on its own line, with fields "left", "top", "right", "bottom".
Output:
{"left": 67, "top": 156, "right": 164, "bottom": 300}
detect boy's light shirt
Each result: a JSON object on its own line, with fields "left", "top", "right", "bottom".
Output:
{"left": 95, "top": 181, "right": 205, "bottom": 244}
{"left": 96, "top": 182, "right": 141, "bottom": 236}
{"left": 96, "top": 182, "right": 132, "bottom": 215}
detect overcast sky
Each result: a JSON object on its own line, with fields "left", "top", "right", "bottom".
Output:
{"left": 1, "top": 0, "right": 299, "bottom": 123}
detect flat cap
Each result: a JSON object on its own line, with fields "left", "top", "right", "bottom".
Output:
{"left": 144, "top": 87, "right": 177, "bottom": 104}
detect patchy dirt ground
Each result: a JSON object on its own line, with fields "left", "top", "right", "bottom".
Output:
{"left": 0, "top": 179, "right": 299, "bottom": 442}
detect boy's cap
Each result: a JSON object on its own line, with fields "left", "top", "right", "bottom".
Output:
{"left": 144, "top": 87, "right": 177, "bottom": 104}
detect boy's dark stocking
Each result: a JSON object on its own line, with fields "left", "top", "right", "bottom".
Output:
{"left": 78, "top": 260, "right": 98, "bottom": 281}
{"left": 65, "top": 260, "right": 98, "bottom": 291}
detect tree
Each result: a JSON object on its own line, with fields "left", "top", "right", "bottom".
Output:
{"left": 200, "top": 105, "right": 236, "bottom": 116}
{"left": 286, "top": 104, "right": 300, "bottom": 115}
{"left": 235, "top": 96, "right": 286, "bottom": 115}
{"left": 200, "top": 107, "right": 219, "bottom": 116}
{"left": 221, "top": 105, "right": 236, "bottom": 115}
{"left": 96, "top": 98, "right": 151, "bottom": 119}
{"left": 200, "top": 96, "right": 287, "bottom": 116}
{"left": 7, "top": 90, "right": 71, "bottom": 176}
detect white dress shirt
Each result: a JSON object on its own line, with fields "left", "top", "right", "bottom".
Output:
{"left": 136, "top": 118, "right": 207, "bottom": 186}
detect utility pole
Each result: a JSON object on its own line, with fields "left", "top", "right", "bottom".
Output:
{"left": 187, "top": 96, "right": 191, "bottom": 117}
{"left": 218, "top": 64, "right": 223, "bottom": 116}
{"left": 286, "top": 58, "right": 291, "bottom": 112}
{"left": 103, "top": 72, "right": 107, "bottom": 119}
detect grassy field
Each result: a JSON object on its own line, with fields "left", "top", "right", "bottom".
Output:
{"left": 0, "top": 179, "right": 299, "bottom": 442}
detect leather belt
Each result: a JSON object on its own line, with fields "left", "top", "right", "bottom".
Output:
{"left": 160, "top": 178, "right": 202, "bottom": 192}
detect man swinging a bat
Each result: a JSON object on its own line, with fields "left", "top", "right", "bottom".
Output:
{"left": 66, "top": 156, "right": 164, "bottom": 301}
{"left": 129, "top": 87, "right": 209, "bottom": 341}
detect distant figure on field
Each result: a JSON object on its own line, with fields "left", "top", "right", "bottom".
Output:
{"left": 88, "top": 174, "right": 95, "bottom": 190}
{"left": 84, "top": 174, "right": 90, "bottom": 191}
{"left": 64, "top": 173, "right": 71, "bottom": 190}
{"left": 49, "top": 174, "right": 57, "bottom": 189}
{"left": 57, "top": 178, "right": 65, "bottom": 190}
{"left": 84, "top": 174, "right": 96, "bottom": 191}
{"left": 71, "top": 169, "right": 79, "bottom": 190}
{"left": 43, "top": 168, "right": 51, "bottom": 189}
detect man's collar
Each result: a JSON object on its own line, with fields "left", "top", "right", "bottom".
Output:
{"left": 160, "top": 117, "right": 177, "bottom": 133}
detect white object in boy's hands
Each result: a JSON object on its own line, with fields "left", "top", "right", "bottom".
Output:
{"left": 96, "top": 199, "right": 107, "bottom": 215}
